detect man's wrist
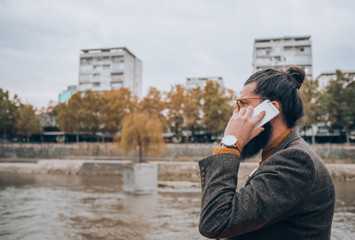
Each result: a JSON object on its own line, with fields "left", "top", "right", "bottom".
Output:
{"left": 221, "top": 134, "right": 243, "bottom": 152}
{"left": 213, "top": 147, "right": 241, "bottom": 156}
{"left": 221, "top": 141, "right": 243, "bottom": 153}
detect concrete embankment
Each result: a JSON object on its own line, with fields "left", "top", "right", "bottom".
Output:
{"left": 1, "top": 143, "right": 354, "bottom": 161}
{"left": 0, "top": 159, "right": 354, "bottom": 183}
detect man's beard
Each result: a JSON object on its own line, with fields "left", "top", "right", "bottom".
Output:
{"left": 240, "top": 122, "right": 272, "bottom": 160}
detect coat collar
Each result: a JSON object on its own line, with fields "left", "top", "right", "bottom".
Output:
{"left": 243, "top": 131, "right": 302, "bottom": 187}
{"left": 273, "top": 130, "right": 302, "bottom": 154}
{"left": 261, "top": 129, "right": 293, "bottom": 163}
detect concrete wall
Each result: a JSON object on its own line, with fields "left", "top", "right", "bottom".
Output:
{"left": 0, "top": 143, "right": 354, "bottom": 160}
{"left": 0, "top": 160, "right": 354, "bottom": 182}
{"left": 311, "top": 144, "right": 355, "bottom": 160}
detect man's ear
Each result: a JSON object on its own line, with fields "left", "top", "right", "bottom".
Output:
{"left": 272, "top": 101, "right": 281, "bottom": 112}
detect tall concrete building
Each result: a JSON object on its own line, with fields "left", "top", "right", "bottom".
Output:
{"left": 78, "top": 47, "right": 142, "bottom": 98}
{"left": 185, "top": 76, "right": 224, "bottom": 90}
{"left": 253, "top": 36, "right": 312, "bottom": 79}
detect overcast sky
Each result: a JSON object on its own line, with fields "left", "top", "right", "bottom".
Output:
{"left": 1, "top": 0, "right": 354, "bottom": 109}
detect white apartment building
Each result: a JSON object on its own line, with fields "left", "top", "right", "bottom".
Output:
{"left": 185, "top": 76, "right": 224, "bottom": 90}
{"left": 78, "top": 47, "right": 142, "bottom": 98}
{"left": 316, "top": 70, "right": 355, "bottom": 90}
{"left": 253, "top": 36, "right": 312, "bottom": 79}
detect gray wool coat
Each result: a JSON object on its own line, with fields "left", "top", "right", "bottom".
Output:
{"left": 198, "top": 132, "right": 335, "bottom": 240}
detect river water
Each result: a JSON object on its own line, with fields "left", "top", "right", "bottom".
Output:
{"left": 0, "top": 173, "right": 353, "bottom": 240}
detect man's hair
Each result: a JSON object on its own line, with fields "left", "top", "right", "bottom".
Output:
{"left": 245, "top": 66, "right": 305, "bottom": 128}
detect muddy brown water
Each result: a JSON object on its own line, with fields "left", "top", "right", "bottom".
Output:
{"left": 0, "top": 173, "right": 353, "bottom": 240}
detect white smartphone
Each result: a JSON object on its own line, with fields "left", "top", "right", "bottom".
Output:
{"left": 251, "top": 100, "right": 279, "bottom": 129}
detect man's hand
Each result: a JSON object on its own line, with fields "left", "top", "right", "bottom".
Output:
{"left": 224, "top": 106, "right": 266, "bottom": 148}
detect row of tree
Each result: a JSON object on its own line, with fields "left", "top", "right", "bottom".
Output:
{"left": 1, "top": 70, "right": 354, "bottom": 144}
{"left": 0, "top": 89, "right": 41, "bottom": 142}
{"left": 300, "top": 70, "right": 354, "bottom": 143}
{"left": 52, "top": 81, "right": 235, "bottom": 142}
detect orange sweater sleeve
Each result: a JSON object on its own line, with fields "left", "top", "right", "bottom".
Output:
{"left": 213, "top": 147, "right": 240, "bottom": 156}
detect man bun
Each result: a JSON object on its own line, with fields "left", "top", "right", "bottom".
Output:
{"left": 245, "top": 67, "right": 305, "bottom": 128}
{"left": 287, "top": 66, "right": 305, "bottom": 89}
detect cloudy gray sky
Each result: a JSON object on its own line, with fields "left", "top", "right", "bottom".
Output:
{"left": 1, "top": 0, "right": 354, "bottom": 109}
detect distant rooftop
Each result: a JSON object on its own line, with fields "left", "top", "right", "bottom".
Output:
{"left": 319, "top": 70, "right": 355, "bottom": 75}
{"left": 255, "top": 36, "right": 311, "bottom": 43}
{"left": 81, "top": 47, "right": 136, "bottom": 58}
{"left": 186, "top": 76, "right": 223, "bottom": 81}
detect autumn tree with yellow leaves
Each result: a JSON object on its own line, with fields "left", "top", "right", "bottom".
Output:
{"left": 99, "top": 87, "right": 137, "bottom": 135}
{"left": 201, "top": 81, "right": 235, "bottom": 138}
{"left": 138, "top": 87, "right": 167, "bottom": 130}
{"left": 166, "top": 85, "right": 186, "bottom": 141}
{"left": 57, "top": 92, "right": 85, "bottom": 142}
{"left": 320, "top": 70, "right": 355, "bottom": 143}
{"left": 183, "top": 87, "right": 203, "bottom": 139}
{"left": 300, "top": 78, "right": 322, "bottom": 143}
{"left": 15, "top": 104, "right": 42, "bottom": 142}
{"left": 119, "top": 111, "right": 166, "bottom": 162}
{"left": 0, "top": 89, "right": 21, "bottom": 141}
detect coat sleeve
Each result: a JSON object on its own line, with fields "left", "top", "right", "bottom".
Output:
{"left": 198, "top": 148, "right": 316, "bottom": 239}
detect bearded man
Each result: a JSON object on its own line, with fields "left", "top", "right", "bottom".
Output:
{"left": 198, "top": 66, "right": 335, "bottom": 240}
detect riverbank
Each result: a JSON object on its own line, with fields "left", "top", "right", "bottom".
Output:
{"left": 1, "top": 142, "right": 354, "bottom": 161}
{"left": 0, "top": 159, "right": 354, "bottom": 185}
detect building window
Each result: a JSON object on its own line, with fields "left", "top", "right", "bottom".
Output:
{"left": 80, "top": 57, "right": 92, "bottom": 64}
{"left": 296, "top": 46, "right": 308, "bottom": 52}
{"left": 111, "top": 81, "right": 123, "bottom": 89}
{"left": 111, "top": 72, "right": 123, "bottom": 82}
{"left": 295, "top": 37, "right": 309, "bottom": 41}
{"left": 79, "top": 73, "right": 91, "bottom": 81}
{"left": 103, "top": 65, "right": 110, "bottom": 69}
{"left": 255, "top": 39, "right": 270, "bottom": 43}
{"left": 93, "top": 82, "right": 100, "bottom": 87}
{"left": 93, "top": 73, "right": 100, "bottom": 80}
{"left": 256, "top": 47, "right": 271, "bottom": 56}
{"left": 111, "top": 72, "right": 123, "bottom": 76}
{"left": 112, "top": 56, "right": 124, "bottom": 62}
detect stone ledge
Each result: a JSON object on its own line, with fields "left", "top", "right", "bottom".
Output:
{"left": 1, "top": 143, "right": 354, "bottom": 160}
{"left": 0, "top": 160, "right": 354, "bottom": 182}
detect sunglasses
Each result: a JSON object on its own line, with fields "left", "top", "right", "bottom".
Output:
{"left": 236, "top": 97, "right": 268, "bottom": 111}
